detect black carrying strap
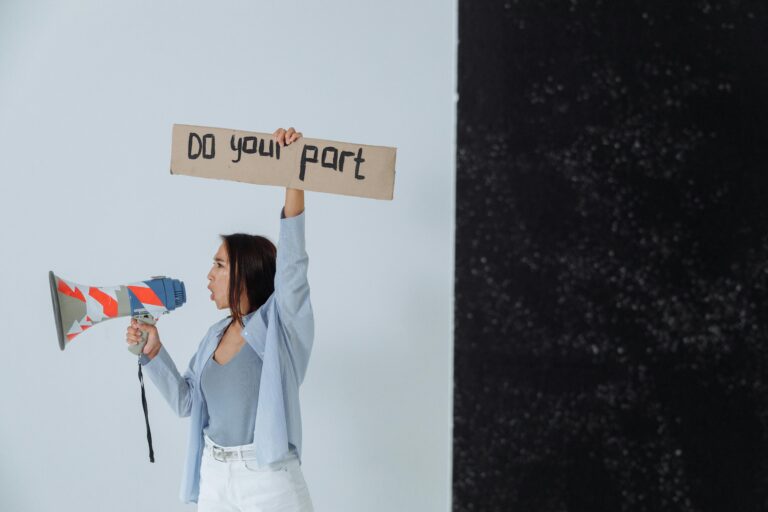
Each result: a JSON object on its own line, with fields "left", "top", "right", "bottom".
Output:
{"left": 138, "top": 359, "right": 155, "bottom": 463}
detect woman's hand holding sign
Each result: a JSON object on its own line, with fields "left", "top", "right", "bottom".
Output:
{"left": 273, "top": 127, "right": 305, "bottom": 217}
{"left": 273, "top": 126, "right": 303, "bottom": 146}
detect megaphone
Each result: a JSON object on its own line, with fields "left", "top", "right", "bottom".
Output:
{"left": 49, "top": 271, "right": 186, "bottom": 355}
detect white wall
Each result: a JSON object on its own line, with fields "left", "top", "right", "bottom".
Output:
{"left": 0, "top": 1, "right": 456, "bottom": 510}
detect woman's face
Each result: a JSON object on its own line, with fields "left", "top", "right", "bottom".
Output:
{"left": 207, "top": 243, "right": 230, "bottom": 310}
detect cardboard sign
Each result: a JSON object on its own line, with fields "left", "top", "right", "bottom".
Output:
{"left": 170, "top": 124, "right": 397, "bottom": 200}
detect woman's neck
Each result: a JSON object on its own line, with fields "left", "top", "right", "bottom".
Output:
{"left": 227, "top": 316, "right": 243, "bottom": 333}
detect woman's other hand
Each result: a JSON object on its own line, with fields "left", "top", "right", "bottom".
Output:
{"left": 126, "top": 318, "right": 162, "bottom": 357}
{"left": 273, "top": 127, "right": 303, "bottom": 146}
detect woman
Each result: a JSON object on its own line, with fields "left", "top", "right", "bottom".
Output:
{"left": 126, "top": 126, "right": 315, "bottom": 511}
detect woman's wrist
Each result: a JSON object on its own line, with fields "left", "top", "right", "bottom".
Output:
{"left": 284, "top": 188, "right": 305, "bottom": 218}
{"left": 146, "top": 343, "right": 162, "bottom": 360}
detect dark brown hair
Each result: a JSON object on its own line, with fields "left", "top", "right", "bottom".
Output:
{"left": 219, "top": 233, "right": 277, "bottom": 328}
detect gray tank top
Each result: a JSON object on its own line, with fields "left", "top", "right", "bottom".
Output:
{"left": 201, "top": 342, "right": 262, "bottom": 447}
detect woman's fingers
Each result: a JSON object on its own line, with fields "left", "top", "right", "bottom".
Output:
{"left": 288, "top": 130, "right": 303, "bottom": 144}
{"left": 273, "top": 127, "right": 302, "bottom": 146}
{"left": 273, "top": 128, "right": 286, "bottom": 145}
{"left": 126, "top": 322, "right": 147, "bottom": 345}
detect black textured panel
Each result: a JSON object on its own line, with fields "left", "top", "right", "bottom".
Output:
{"left": 454, "top": 2, "right": 768, "bottom": 511}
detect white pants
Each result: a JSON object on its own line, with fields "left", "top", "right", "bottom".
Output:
{"left": 198, "top": 434, "right": 314, "bottom": 512}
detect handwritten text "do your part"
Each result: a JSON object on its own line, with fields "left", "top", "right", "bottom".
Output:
{"left": 187, "top": 132, "right": 367, "bottom": 181}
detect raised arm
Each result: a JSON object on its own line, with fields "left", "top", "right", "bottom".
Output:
{"left": 274, "top": 195, "right": 313, "bottom": 384}
{"left": 269, "top": 127, "right": 314, "bottom": 384}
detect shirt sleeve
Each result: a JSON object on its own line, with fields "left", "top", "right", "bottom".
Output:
{"left": 138, "top": 344, "right": 196, "bottom": 418}
{"left": 274, "top": 206, "right": 315, "bottom": 385}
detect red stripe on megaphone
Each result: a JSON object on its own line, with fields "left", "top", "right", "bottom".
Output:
{"left": 58, "top": 280, "right": 85, "bottom": 302}
{"left": 127, "top": 285, "right": 164, "bottom": 307}
{"left": 89, "top": 287, "right": 119, "bottom": 317}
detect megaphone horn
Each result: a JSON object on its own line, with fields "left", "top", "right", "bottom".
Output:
{"left": 49, "top": 271, "right": 186, "bottom": 352}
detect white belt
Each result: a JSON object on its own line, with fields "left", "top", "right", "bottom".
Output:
{"left": 204, "top": 437, "right": 299, "bottom": 466}
{"left": 207, "top": 444, "right": 258, "bottom": 462}
{"left": 204, "top": 436, "right": 258, "bottom": 462}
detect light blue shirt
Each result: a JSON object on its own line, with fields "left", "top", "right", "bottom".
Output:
{"left": 138, "top": 207, "right": 313, "bottom": 504}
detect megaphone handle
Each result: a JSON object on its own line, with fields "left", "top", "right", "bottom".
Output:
{"left": 127, "top": 315, "right": 157, "bottom": 356}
